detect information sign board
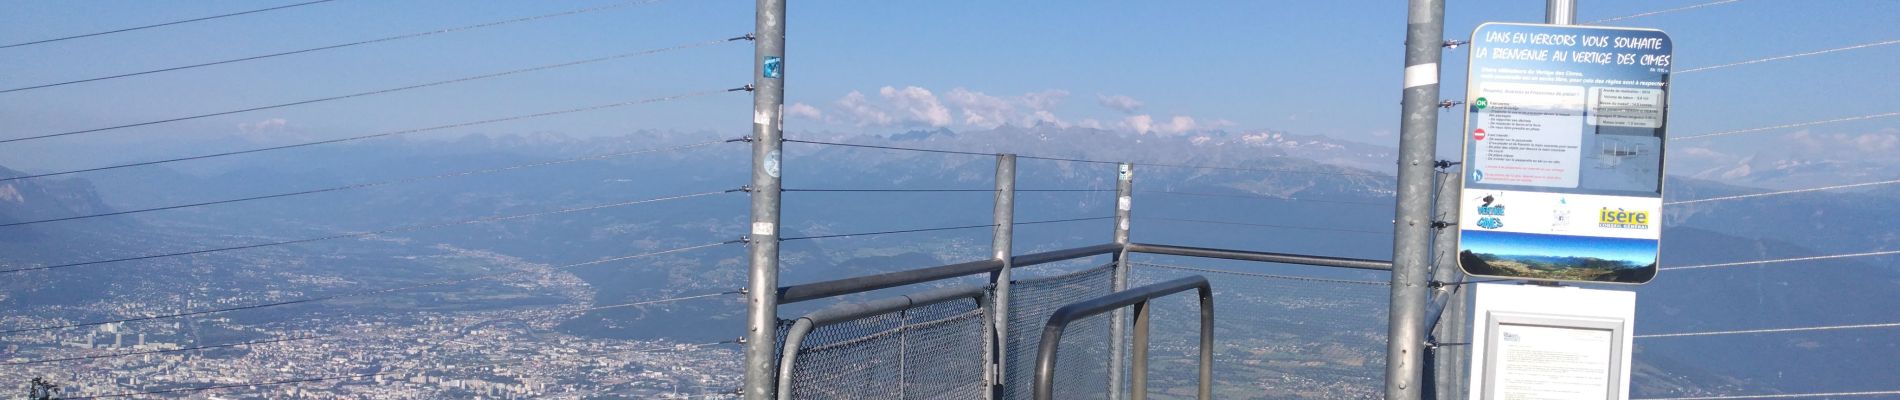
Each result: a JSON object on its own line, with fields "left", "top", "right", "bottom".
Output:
{"left": 1457, "top": 23, "right": 1672, "bottom": 284}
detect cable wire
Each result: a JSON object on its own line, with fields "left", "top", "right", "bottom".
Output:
{"left": 1634, "top": 390, "right": 1900, "bottom": 400}
{"left": 1666, "top": 177, "right": 1900, "bottom": 205}
{"left": 782, "top": 138, "right": 1382, "bottom": 178}
{"left": 0, "top": 0, "right": 338, "bottom": 49}
{"left": 1134, "top": 216, "right": 1394, "bottom": 235}
{"left": 779, "top": 216, "right": 1112, "bottom": 241}
{"left": 0, "top": 139, "right": 731, "bottom": 228}
{"left": 0, "top": 0, "right": 667, "bottom": 93}
{"left": 1589, "top": 0, "right": 1741, "bottom": 23}
{"left": 1636, "top": 321, "right": 1900, "bottom": 339}
{"left": 1676, "top": 39, "right": 1900, "bottom": 75}
{"left": 1133, "top": 262, "right": 1389, "bottom": 286}
{"left": 1662, "top": 249, "right": 1900, "bottom": 271}
{"left": 1, "top": 334, "right": 331, "bottom": 366}
{"left": 782, "top": 188, "right": 1111, "bottom": 193}
{"left": 0, "top": 88, "right": 736, "bottom": 182}
{"left": 68, "top": 340, "right": 737, "bottom": 399}
{"left": 1, "top": 239, "right": 741, "bottom": 335}
{"left": 0, "top": 36, "right": 749, "bottom": 144}
{"left": 1670, "top": 111, "right": 1900, "bottom": 141}
{"left": 0, "top": 189, "right": 739, "bottom": 275}
{"left": 1137, "top": 190, "right": 1393, "bottom": 206}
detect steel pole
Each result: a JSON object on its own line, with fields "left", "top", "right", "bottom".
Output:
{"left": 1387, "top": 0, "right": 1444, "bottom": 399}
{"left": 1547, "top": 0, "right": 1578, "bottom": 25}
{"left": 1108, "top": 163, "right": 1133, "bottom": 399}
{"left": 1429, "top": 172, "right": 1469, "bottom": 400}
{"left": 989, "top": 153, "right": 1018, "bottom": 397}
{"left": 741, "top": 0, "right": 785, "bottom": 398}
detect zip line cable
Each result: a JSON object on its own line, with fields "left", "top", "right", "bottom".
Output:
{"left": 9, "top": 290, "right": 738, "bottom": 366}
{"left": 0, "top": 0, "right": 668, "bottom": 94}
{"left": 1636, "top": 321, "right": 1900, "bottom": 339}
{"left": 0, "top": 189, "right": 741, "bottom": 275}
{"left": 779, "top": 216, "right": 1113, "bottom": 241}
{"left": 68, "top": 340, "right": 738, "bottom": 399}
{"left": 1670, "top": 111, "right": 1900, "bottom": 141}
{"left": 1666, "top": 177, "right": 1900, "bottom": 205}
{"left": 1676, "top": 39, "right": 1900, "bottom": 75}
{"left": 1589, "top": 0, "right": 1742, "bottom": 23}
{"left": 0, "top": 36, "right": 751, "bottom": 144}
{"left": 0, "top": 239, "right": 741, "bottom": 335}
{"left": 1, "top": 334, "right": 331, "bottom": 366}
{"left": 1662, "top": 249, "right": 1900, "bottom": 271}
{"left": 1134, "top": 216, "right": 1394, "bottom": 235}
{"left": 1136, "top": 190, "right": 1394, "bottom": 206}
{"left": 0, "top": 0, "right": 339, "bottom": 49}
{"left": 0, "top": 139, "right": 733, "bottom": 228}
{"left": 0, "top": 87, "right": 740, "bottom": 182}
{"left": 1635, "top": 390, "right": 1900, "bottom": 400}
{"left": 782, "top": 138, "right": 1384, "bottom": 178}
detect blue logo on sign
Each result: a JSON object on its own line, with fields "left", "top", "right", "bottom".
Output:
{"left": 763, "top": 56, "right": 783, "bottom": 79}
{"left": 1477, "top": 217, "right": 1503, "bottom": 230}
{"left": 1472, "top": 169, "right": 1484, "bottom": 182}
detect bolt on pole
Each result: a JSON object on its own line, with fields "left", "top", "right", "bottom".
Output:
{"left": 989, "top": 153, "right": 1018, "bottom": 399}
{"left": 1429, "top": 171, "right": 1470, "bottom": 400}
{"left": 1387, "top": 0, "right": 1445, "bottom": 399}
{"left": 1108, "top": 163, "right": 1133, "bottom": 400}
{"left": 740, "top": 0, "right": 785, "bottom": 398}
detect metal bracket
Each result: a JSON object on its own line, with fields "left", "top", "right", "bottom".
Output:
{"left": 1438, "top": 100, "right": 1464, "bottom": 110}
{"left": 1443, "top": 39, "right": 1469, "bottom": 49}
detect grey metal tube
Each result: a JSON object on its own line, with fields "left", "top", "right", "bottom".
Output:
{"left": 1388, "top": 0, "right": 1444, "bottom": 399}
{"left": 1130, "top": 300, "right": 1150, "bottom": 400}
{"left": 1034, "top": 276, "right": 1213, "bottom": 400}
{"left": 1108, "top": 162, "right": 1133, "bottom": 400}
{"left": 1547, "top": 0, "right": 1577, "bottom": 25}
{"left": 775, "top": 285, "right": 987, "bottom": 400}
{"left": 775, "top": 244, "right": 1123, "bottom": 305}
{"left": 989, "top": 154, "right": 1017, "bottom": 395}
{"left": 1428, "top": 172, "right": 1469, "bottom": 400}
{"left": 742, "top": 0, "right": 786, "bottom": 398}
{"left": 1125, "top": 243, "right": 1393, "bottom": 271}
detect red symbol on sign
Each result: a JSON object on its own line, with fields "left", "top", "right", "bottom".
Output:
{"left": 1473, "top": 129, "right": 1487, "bottom": 141}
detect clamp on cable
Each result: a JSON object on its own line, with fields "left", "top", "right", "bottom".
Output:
{"left": 1443, "top": 39, "right": 1469, "bottom": 49}
{"left": 1438, "top": 100, "right": 1464, "bottom": 110}
{"left": 730, "top": 33, "right": 757, "bottom": 41}
{"left": 730, "top": 84, "right": 756, "bottom": 92}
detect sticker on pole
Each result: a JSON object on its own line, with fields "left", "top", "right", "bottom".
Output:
{"left": 763, "top": 56, "right": 783, "bottom": 79}
{"left": 1456, "top": 23, "right": 1671, "bottom": 284}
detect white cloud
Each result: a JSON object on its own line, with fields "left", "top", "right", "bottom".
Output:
{"left": 1124, "top": 115, "right": 1155, "bottom": 134}
{"left": 1160, "top": 116, "right": 1199, "bottom": 135}
{"left": 1020, "top": 89, "right": 1070, "bottom": 111}
{"left": 785, "top": 102, "right": 824, "bottom": 120}
{"left": 1097, "top": 94, "right": 1144, "bottom": 114}
{"left": 239, "top": 118, "right": 288, "bottom": 133}
{"left": 835, "top": 91, "right": 893, "bottom": 127}
{"left": 878, "top": 86, "right": 952, "bottom": 127}
{"left": 945, "top": 88, "right": 1015, "bottom": 127}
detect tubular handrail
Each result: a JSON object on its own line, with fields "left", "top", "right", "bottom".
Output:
{"left": 1034, "top": 276, "right": 1214, "bottom": 400}
{"left": 776, "top": 243, "right": 1123, "bottom": 304}
{"left": 775, "top": 284, "right": 991, "bottom": 400}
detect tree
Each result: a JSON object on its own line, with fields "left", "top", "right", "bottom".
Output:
{"left": 27, "top": 377, "right": 61, "bottom": 400}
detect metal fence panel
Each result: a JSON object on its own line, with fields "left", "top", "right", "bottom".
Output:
{"left": 1128, "top": 262, "right": 1390, "bottom": 399}
{"left": 1006, "top": 263, "right": 1117, "bottom": 400}
{"left": 783, "top": 297, "right": 988, "bottom": 399}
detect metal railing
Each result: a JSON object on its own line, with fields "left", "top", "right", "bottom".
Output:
{"left": 1034, "top": 276, "right": 1214, "bottom": 400}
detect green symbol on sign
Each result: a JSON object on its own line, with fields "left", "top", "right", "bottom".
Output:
{"left": 1474, "top": 97, "right": 1489, "bottom": 110}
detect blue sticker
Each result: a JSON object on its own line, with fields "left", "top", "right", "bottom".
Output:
{"left": 763, "top": 56, "right": 782, "bottom": 79}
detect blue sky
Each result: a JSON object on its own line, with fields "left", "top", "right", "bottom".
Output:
{"left": 1, "top": 0, "right": 1895, "bottom": 174}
